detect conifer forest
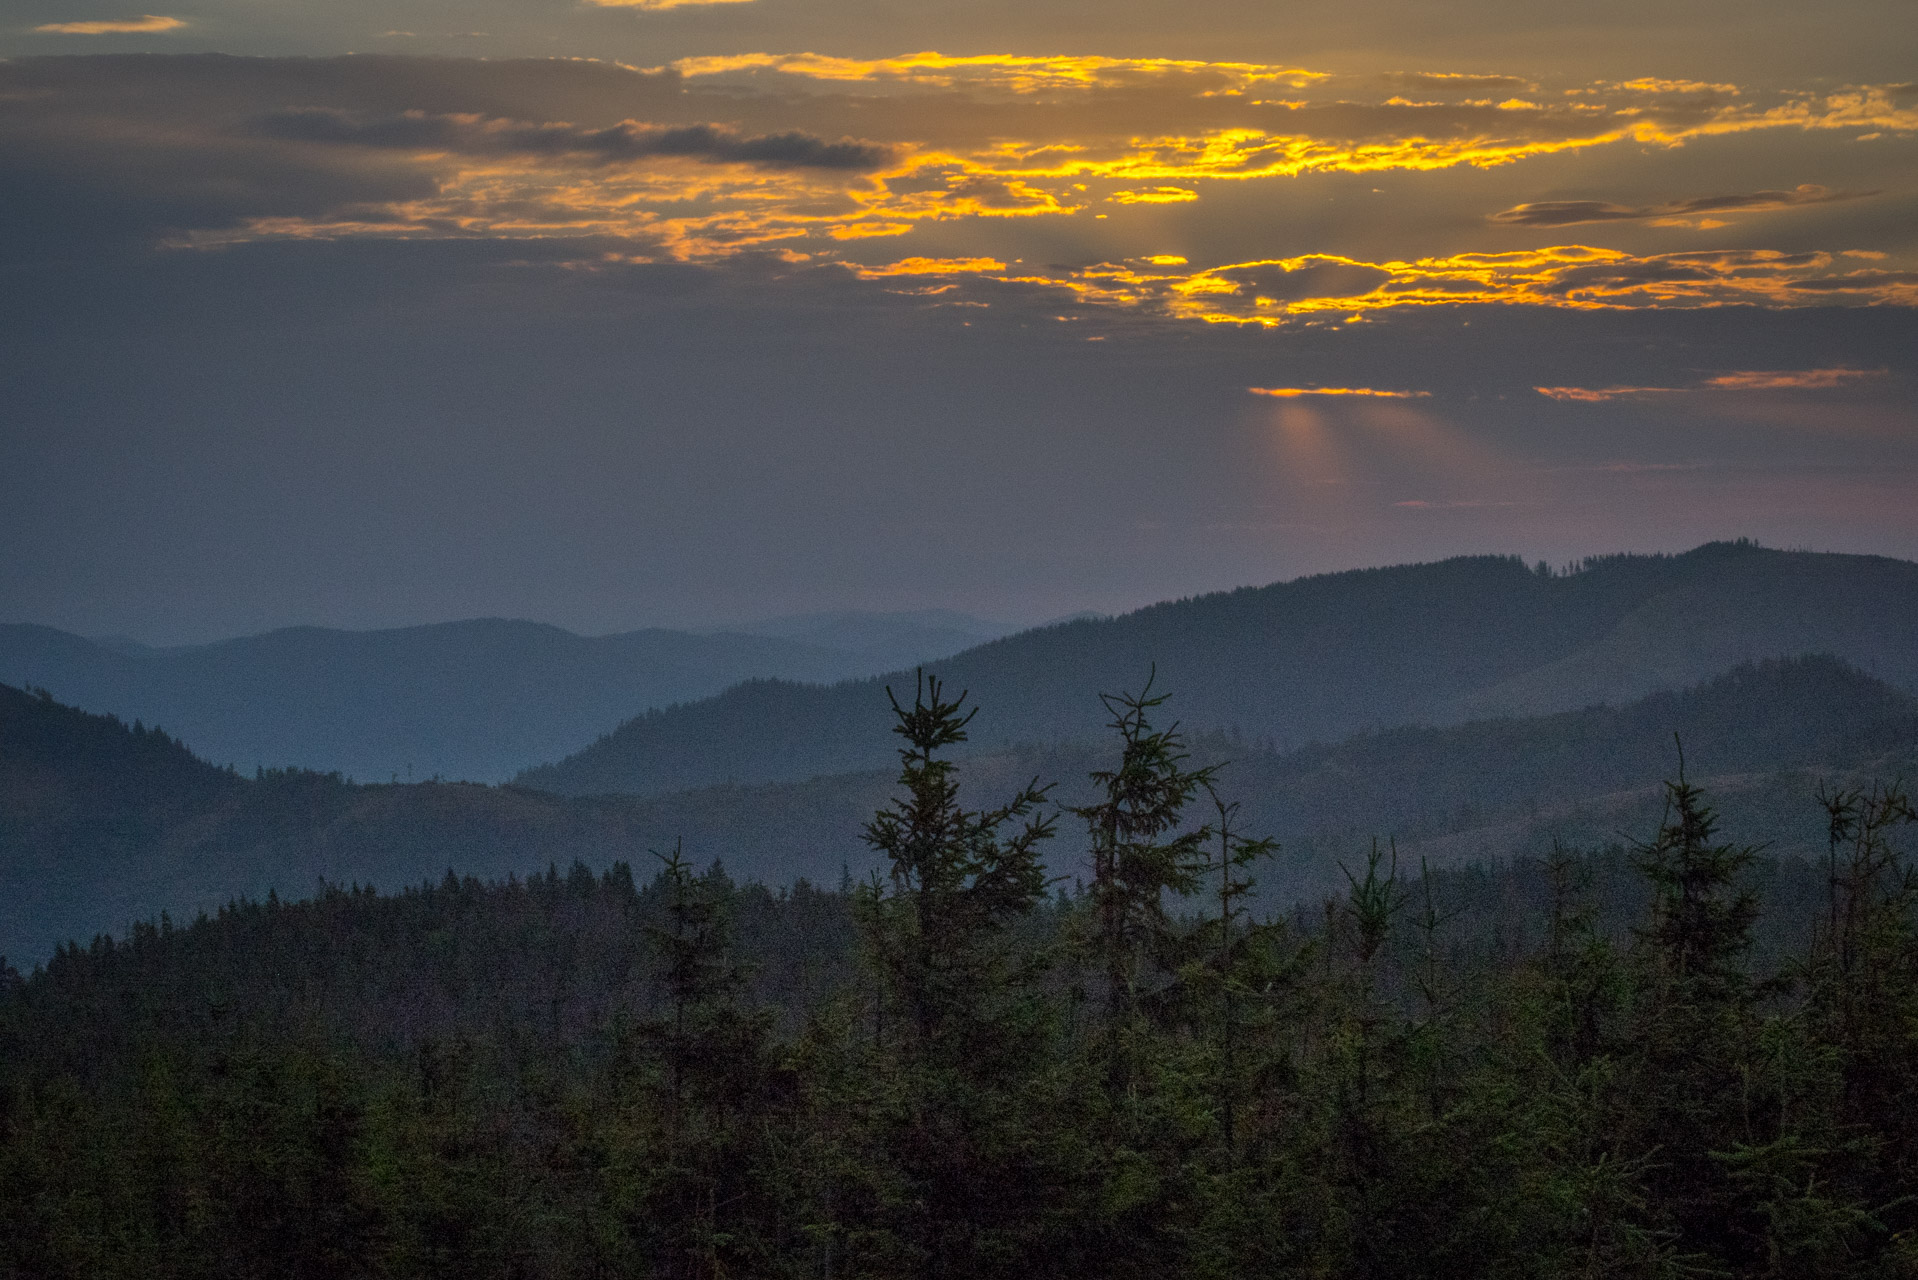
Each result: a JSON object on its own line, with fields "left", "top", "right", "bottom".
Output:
{"left": 7, "top": 0, "right": 1915, "bottom": 1259}
{"left": 4, "top": 673, "right": 1916, "bottom": 1279}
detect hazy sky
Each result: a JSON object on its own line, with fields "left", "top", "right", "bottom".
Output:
{"left": 3, "top": 0, "right": 1914, "bottom": 641}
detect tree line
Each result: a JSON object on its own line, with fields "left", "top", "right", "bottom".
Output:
{"left": 3, "top": 674, "right": 1916, "bottom": 1278}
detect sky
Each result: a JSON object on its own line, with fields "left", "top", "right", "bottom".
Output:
{"left": 2, "top": 0, "right": 1914, "bottom": 642}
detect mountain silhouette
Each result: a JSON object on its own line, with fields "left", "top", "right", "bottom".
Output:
{"left": 519, "top": 542, "right": 1918, "bottom": 798}
{"left": 0, "top": 612, "right": 1009, "bottom": 783}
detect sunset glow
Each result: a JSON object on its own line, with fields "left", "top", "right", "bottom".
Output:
{"left": 1250, "top": 387, "right": 1433, "bottom": 399}
{"left": 2, "top": 0, "right": 1914, "bottom": 634}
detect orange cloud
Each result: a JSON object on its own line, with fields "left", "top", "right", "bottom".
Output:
{"left": 1534, "top": 385, "right": 1683, "bottom": 401}
{"left": 671, "top": 55, "right": 1918, "bottom": 166}
{"left": 1126, "top": 247, "right": 1918, "bottom": 324}
{"left": 670, "top": 52, "right": 1326, "bottom": 95}
{"left": 113, "top": 51, "right": 1906, "bottom": 315}
{"left": 1604, "top": 78, "right": 1740, "bottom": 95}
{"left": 1250, "top": 386, "right": 1432, "bottom": 398}
{"left": 1702, "top": 367, "right": 1888, "bottom": 389}
{"left": 850, "top": 257, "right": 1008, "bottom": 277}
{"left": 35, "top": 14, "right": 183, "bottom": 33}
{"left": 1537, "top": 368, "right": 1888, "bottom": 399}
{"left": 1110, "top": 187, "right": 1200, "bottom": 204}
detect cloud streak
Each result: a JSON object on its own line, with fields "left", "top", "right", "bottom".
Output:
{"left": 1491, "top": 185, "right": 1872, "bottom": 227}
{"left": 253, "top": 109, "right": 895, "bottom": 171}
{"left": 1042, "top": 248, "right": 1918, "bottom": 324}
{"left": 1250, "top": 386, "right": 1431, "bottom": 398}
{"left": 1380, "top": 72, "right": 1535, "bottom": 95}
{"left": 1110, "top": 187, "right": 1198, "bottom": 204}
{"left": 1536, "top": 368, "right": 1888, "bottom": 398}
{"left": 585, "top": 0, "right": 755, "bottom": 8}
{"left": 34, "top": 15, "right": 184, "bottom": 34}
{"left": 670, "top": 51, "right": 1327, "bottom": 95}
{"left": 1703, "top": 367, "right": 1887, "bottom": 389}
{"left": 1533, "top": 385, "right": 1684, "bottom": 401}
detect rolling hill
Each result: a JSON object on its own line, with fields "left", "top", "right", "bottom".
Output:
{"left": 0, "top": 612, "right": 1011, "bottom": 784}
{"left": 519, "top": 542, "right": 1918, "bottom": 799}
{"left": 7, "top": 653, "right": 1914, "bottom": 967}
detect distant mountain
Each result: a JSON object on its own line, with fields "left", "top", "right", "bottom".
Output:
{"left": 518, "top": 543, "right": 1918, "bottom": 798}
{"left": 697, "top": 609, "right": 1020, "bottom": 674}
{"left": 0, "top": 617, "right": 989, "bottom": 784}
{"left": 526, "top": 654, "right": 1918, "bottom": 906}
{"left": 7, "top": 655, "right": 1914, "bottom": 966}
{"left": 0, "top": 681, "right": 652, "bottom": 966}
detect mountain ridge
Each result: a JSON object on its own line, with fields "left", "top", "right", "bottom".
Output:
{"left": 0, "top": 612, "right": 1008, "bottom": 784}
{"left": 7, "top": 653, "right": 1915, "bottom": 966}
{"left": 518, "top": 543, "right": 1918, "bottom": 798}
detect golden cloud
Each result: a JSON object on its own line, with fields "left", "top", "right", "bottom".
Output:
{"left": 670, "top": 52, "right": 1327, "bottom": 95}
{"left": 1604, "top": 78, "right": 1740, "bottom": 96}
{"left": 1537, "top": 368, "right": 1888, "bottom": 399}
{"left": 94, "top": 50, "right": 1905, "bottom": 320}
{"left": 1110, "top": 187, "right": 1199, "bottom": 204}
{"left": 1534, "top": 385, "right": 1683, "bottom": 401}
{"left": 1124, "top": 247, "right": 1918, "bottom": 323}
{"left": 667, "top": 54, "right": 1918, "bottom": 158}
{"left": 1250, "top": 386, "right": 1432, "bottom": 397}
{"left": 850, "top": 257, "right": 1008, "bottom": 277}
{"left": 35, "top": 14, "right": 183, "bottom": 33}
{"left": 1702, "top": 367, "right": 1887, "bottom": 389}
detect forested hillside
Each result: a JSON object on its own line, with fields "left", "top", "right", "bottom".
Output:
{"left": 4, "top": 678, "right": 1915, "bottom": 1279}
{"left": 0, "top": 680, "right": 657, "bottom": 968}
{"left": 520, "top": 542, "right": 1918, "bottom": 798}
{"left": 518, "top": 654, "right": 1918, "bottom": 907}
{"left": 0, "top": 614, "right": 1002, "bottom": 785}
{"left": 5, "top": 653, "right": 1915, "bottom": 968}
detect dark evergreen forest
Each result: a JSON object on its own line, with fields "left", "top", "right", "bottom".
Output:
{"left": 5, "top": 673, "right": 1917, "bottom": 1278}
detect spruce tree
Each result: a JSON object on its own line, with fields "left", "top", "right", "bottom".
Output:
{"left": 857, "top": 672, "right": 1057, "bottom": 1279}
{"left": 1194, "top": 788, "right": 1281, "bottom": 1161}
{"left": 1626, "top": 745, "right": 1766, "bottom": 1270}
{"left": 630, "top": 846, "right": 775, "bottom": 1279}
{"left": 1071, "top": 673, "right": 1216, "bottom": 1100}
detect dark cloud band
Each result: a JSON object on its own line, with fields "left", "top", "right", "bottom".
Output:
{"left": 252, "top": 108, "right": 896, "bottom": 171}
{"left": 1491, "top": 185, "right": 1872, "bottom": 227}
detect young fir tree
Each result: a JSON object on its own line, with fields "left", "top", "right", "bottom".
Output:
{"left": 630, "top": 845, "right": 776, "bottom": 1280}
{"left": 1495, "top": 843, "right": 1664, "bottom": 1277}
{"left": 1071, "top": 673, "right": 1216, "bottom": 1101}
{"left": 1194, "top": 789, "right": 1280, "bottom": 1160}
{"left": 856, "top": 672, "right": 1057, "bottom": 1279}
{"left": 1762, "top": 781, "right": 1918, "bottom": 1273}
{"left": 1322, "top": 838, "right": 1410, "bottom": 1275}
{"left": 1625, "top": 744, "right": 1768, "bottom": 1271}
{"left": 1053, "top": 677, "right": 1222, "bottom": 1280}
{"left": 1175, "top": 790, "right": 1316, "bottom": 1280}
{"left": 1810, "top": 782, "right": 1918, "bottom": 1095}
